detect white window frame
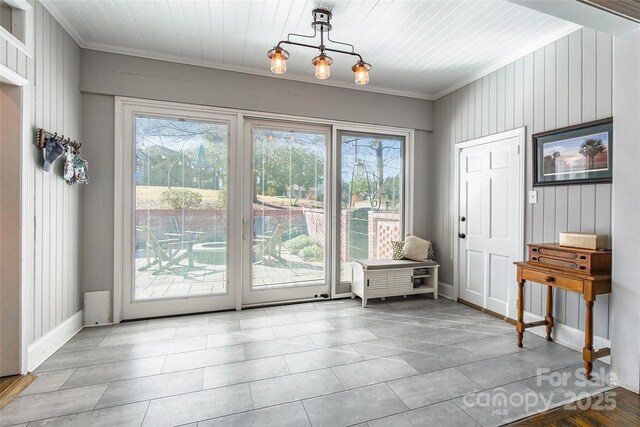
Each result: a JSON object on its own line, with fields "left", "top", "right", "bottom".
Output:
{"left": 114, "top": 96, "right": 414, "bottom": 322}
{"left": 331, "top": 125, "right": 413, "bottom": 298}
{"left": 0, "top": 0, "right": 33, "bottom": 58}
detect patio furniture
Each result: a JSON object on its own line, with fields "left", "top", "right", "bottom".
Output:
{"left": 166, "top": 217, "right": 206, "bottom": 242}
{"left": 254, "top": 223, "right": 287, "bottom": 263}
{"left": 137, "top": 226, "right": 196, "bottom": 275}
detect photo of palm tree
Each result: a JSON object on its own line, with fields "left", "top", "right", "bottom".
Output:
{"left": 542, "top": 131, "right": 609, "bottom": 176}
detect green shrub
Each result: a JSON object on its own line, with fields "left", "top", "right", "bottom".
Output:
{"left": 282, "top": 226, "right": 304, "bottom": 242}
{"left": 285, "top": 235, "right": 315, "bottom": 254}
{"left": 161, "top": 188, "right": 202, "bottom": 209}
{"left": 299, "top": 244, "right": 323, "bottom": 262}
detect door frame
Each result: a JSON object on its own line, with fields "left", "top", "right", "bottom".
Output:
{"left": 113, "top": 97, "right": 415, "bottom": 322}
{"left": 241, "top": 119, "right": 332, "bottom": 306}
{"left": 114, "top": 98, "right": 240, "bottom": 321}
{"left": 1, "top": 64, "right": 31, "bottom": 374}
{"left": 331, "top": 125, "right": 414, "bottom": 299}
{"left": 453, "top": 127, "right": 526, "bottom": 308}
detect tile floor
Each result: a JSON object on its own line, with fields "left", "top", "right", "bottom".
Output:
{"left": 0, "top": 297, "right": 613, "bottom": 427}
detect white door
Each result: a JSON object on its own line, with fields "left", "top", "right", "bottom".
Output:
{"left": 457, "top": 130, "right": 522, "bottom": 315}
{"left": 241, "top": 121, "right": 331, "bottom": 305}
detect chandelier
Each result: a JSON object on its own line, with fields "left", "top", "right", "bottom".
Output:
{"left": 267, "top": 8, "right": 371, "bottom": 85}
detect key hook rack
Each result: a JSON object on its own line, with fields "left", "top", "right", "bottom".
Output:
{"left": 36, "top": 128, "right": 82, "bottom": 154}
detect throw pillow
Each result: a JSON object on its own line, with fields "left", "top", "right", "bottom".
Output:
{"left": 401, "top": 234, "right": 429, "bottom": 261}
{"left": 391, "top": 241, "right": 405, "bottom": 260}
{"left": 426, "top": 242, "right": 435, "bottom": 261}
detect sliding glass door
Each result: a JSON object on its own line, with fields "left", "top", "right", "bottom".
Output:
{"left": 242, "top": 121, "right": 330, "bottom": 305}
{"left": 336, "top": 131, "right": 405, "bottom": 295}
{"left": 120, "top": 100, "right": 238, "bottom": 319}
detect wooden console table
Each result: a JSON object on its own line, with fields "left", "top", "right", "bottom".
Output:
{"left": 514, "top": 261, "right": 611, "bottom": 379}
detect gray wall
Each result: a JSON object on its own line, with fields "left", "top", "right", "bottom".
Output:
{"left": 611, "top": 27, "right": 640, "bottom": 394}
{"left": 429, "top": 28, "right": 613, "bottom": 339}
{"left": 0, "top": 1, "right": 83, "bottom": 345}
{"left": 79, "top": 52, "right": 433, "bottom": 310}
{"left": 80, "top": 50, "right": 433, "bottom": 132}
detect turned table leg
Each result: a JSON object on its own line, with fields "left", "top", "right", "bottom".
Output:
{"left": 545, "top": 285, "right": 554, "bottom": 341}
{"left": 516, "top": 280, "right": 525, "bottom": 348}
{"left": 583, "top": 299, "right": 594, "bottom": 379}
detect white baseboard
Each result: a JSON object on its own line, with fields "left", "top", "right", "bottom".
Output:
{"left": 523, "top": 311, "right": 611, "bottom": 364}
{"left": 438, "top": 281, "right": 454, "bottom": 300}
{"left": 27, "top": 310, "right": 83, "bottom": 371}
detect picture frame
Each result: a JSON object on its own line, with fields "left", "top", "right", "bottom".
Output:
{"left": 532, "top": 118, "right": 613, "bottom": 186}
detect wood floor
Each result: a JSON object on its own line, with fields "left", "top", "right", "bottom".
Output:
{"left": 0, "top": 374, "right": 36, "bottom": 410}
{"left": 510, "top": 387, "right": 640, "bottom": 426}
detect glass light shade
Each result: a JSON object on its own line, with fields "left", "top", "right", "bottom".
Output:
{"left": 312, "top": 54, "right": 332, "bottom": 80}
{"left": 270, "top": 51, "right": 287, "bottom": 74}
{"left": 354, "top": 64, "right": 369, "bottom": 85}
{"left": 352, "top": 61, "right": 371, "bottom": 86}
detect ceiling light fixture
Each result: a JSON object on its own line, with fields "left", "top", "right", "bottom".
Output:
{"left": 266, "top": 8, "right": 371, "bottom": 85}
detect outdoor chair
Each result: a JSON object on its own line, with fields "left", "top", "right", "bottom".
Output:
{"left": 137, "top": 226, "right": 196, "bottom": 275}
{"left": 254, "top": 223, "right": 287, "bottom": 263}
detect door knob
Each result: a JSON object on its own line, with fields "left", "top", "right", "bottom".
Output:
{"left": 458, "top": 233, "right": 466, "bottom": 239}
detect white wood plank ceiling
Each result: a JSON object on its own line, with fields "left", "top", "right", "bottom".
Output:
{"left": 42, "top": 0, "right": 580, "bottom": 99}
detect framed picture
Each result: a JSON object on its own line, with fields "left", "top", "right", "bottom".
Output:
{"left": 533, "top": 118, "right": 613, "bottom": 186}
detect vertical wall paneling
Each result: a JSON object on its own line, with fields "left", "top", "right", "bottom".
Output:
{"left": 468, "top": 81, "right": 476, "bottom": 141}
{"left": 430, "top": 29, "right": 612, "bottom": 339}
{"left": 481, "top": 75, "right": 490, "bottom": 136}
{"left": 505, "top": 63, "right": 515, "bottom": 131}
{"left": 489, "top": 72, "right": 497, "bottom": 135}
{"left": 556, "top": 37, "right": 569, "bottom": 128}
{"left": 474, "top": 79, "right": 482, "bottom": 138}
{"left": 460, "top": 85, "right": 468, "bottom": 142}
{"left": 0, "top": 1, "right": 84, "bottom": 346}
{"left": 582, "top": 29, "right": 597, "bottom": 122}
{"left": 568, "top": 31, "right": 583, "bottom": 126}
{"left": 596, "top": 32, "right": 612, "bottom": 119}
{"left": 496, "top": 67, "right": 506, "bottom": 133}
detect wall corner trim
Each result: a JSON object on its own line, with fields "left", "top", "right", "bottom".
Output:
{"left": 27, "top": 310, "right": 83, "bottom": 371}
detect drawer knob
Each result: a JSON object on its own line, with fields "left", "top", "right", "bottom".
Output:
{"left": 532, "top": 248, "right": 539, "bottom": 252}
{"left": 579, "top": 255, "right": 587, "bottom": 260}
{"left": 545, "top": 276, "right": 555, "bottom": 283}
{"left": 531, "top": 257, "right": 538, "bottom": 261}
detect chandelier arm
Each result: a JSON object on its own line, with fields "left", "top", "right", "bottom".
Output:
{"left": 326, "top": 34, "right": 356, "bottom": 53}
{"left": 276, "top": 40, "right": 363, "bottom": 62}
{"left": 285, "top": 28, "right": 317, "bottom": 43}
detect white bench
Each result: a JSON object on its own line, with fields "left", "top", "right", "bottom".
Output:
{"left": 351, "top": 259, "right": 439, "bottom": 307}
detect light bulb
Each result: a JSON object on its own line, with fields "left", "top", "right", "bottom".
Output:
{"left": 268, "top": 47, "right": 289, "bottom": 75}
{"left": 352, "top": 61, "right": 371, "bottom": 86}
{"left": 271, "top": 51, "right": 286, "bottom": 74}
{"left": 315, "top": 57, "right": 330, "bottom": 79}
{"left": 312, "top": 53, "right": 333, "bottom": 80}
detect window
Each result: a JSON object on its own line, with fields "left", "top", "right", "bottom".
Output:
{"left": 337, "top": 131, "right": 405, "bottom": 294}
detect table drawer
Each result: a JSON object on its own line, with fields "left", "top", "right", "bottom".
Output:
{"left": 521, "top": 269, "right": 584, "bottom": 292}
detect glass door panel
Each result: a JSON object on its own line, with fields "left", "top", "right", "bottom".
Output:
{"left": 243, "top": 122, "right": 330, "bottom": 305}
{"left": 135, "top": 115, "right": 229, "bottom": 300}
{"left": 337, "top": 132, "right": 404, "bottom": 294}
{"left": 122, "top": 104, "right": 237, "bottom": 320}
